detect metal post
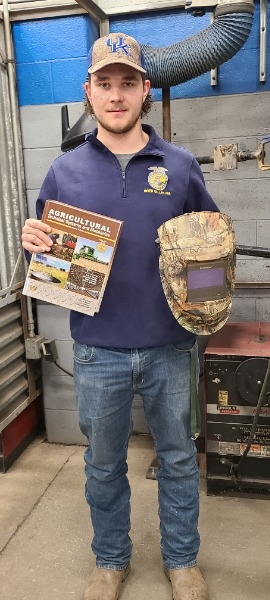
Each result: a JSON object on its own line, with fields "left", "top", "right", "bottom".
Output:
{"left": 162, "top": 87, "right": 171, "bottom": 142}
{"left": 210, "top": 12, "right": 218, "bottom": 86}
{"left": 260, "top": 0, "right": 267, "bottom": 82}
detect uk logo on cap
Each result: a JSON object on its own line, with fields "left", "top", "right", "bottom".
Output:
{"left": 107, "top": 36, "right": 130, "bottom": 55}
{"left": 88, "top": 32, "right": 147, "bottom": 75}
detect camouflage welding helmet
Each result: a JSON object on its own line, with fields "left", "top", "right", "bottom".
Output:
{"left": 157, "top": 211, "right": 235, "bottom": 335}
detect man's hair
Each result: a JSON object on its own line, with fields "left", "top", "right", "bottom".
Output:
{"left": 84, "top": 74, "right": 154, "bottom": 119}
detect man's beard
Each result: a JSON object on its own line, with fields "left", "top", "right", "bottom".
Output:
{"left": 95, "top": 105, "right": 143, "bottom": 135}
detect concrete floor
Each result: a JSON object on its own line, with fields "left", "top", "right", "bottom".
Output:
{"left": 0, "top": 433, "right": 270, "bottom": 600}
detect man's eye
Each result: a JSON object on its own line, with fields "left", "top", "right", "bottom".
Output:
{"left": 124, "top": 82, "right": 134, "bottom": 87}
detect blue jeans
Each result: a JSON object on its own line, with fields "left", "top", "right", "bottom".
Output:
{"left": 73, "top": 341, "right": 200, "bottom": 570}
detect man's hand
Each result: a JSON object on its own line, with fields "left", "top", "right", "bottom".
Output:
{"left": 22, "top": 218, "right": 53, "bottom": 253}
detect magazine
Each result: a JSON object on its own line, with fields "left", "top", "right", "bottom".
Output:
{"left": 23, "top": 200, "right": 123, "bottom": 315}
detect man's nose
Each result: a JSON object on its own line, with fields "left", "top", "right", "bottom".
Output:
{"left": 109, "top": 86, "right": 124, "bottom": 101}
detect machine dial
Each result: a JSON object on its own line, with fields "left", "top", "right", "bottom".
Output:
{"left": 234, "top": 357, "right": 270, "bottom": 406}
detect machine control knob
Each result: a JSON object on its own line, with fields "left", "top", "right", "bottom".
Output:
{"left": 234, "top": 357, "right": 270, "bottom": 405}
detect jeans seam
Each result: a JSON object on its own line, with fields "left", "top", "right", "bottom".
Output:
{"left": 163, "top": 560, "right": 197, "bottom": 569}
{"left": 96, "top": 562, "right": 130, "bottom": 570}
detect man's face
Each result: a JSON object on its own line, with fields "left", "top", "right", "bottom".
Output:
{"left": 84, "top": 63, "right": 150, "bottom": 135}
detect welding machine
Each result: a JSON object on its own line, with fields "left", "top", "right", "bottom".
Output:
{"left": 155, "top": 212, "right": 270, "bottom": 494}
{"left": 204, "top": 321, "right": 270, "bottom": 498}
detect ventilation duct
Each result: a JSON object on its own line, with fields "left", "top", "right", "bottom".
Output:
{"left": 141, "top": 1, "right": 254, "bottom": 89}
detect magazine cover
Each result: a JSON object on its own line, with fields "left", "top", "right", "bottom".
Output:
{"left": 23, "top": 200, "right": 123, "bottom": 315}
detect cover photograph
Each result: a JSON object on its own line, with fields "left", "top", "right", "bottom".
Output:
{"left": 23, "top": 200, "right": 123, "bottom": 315}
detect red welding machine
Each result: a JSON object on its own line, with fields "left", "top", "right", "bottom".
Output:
{"left": 204, "top": 321, "right": 270, "bottom": 498}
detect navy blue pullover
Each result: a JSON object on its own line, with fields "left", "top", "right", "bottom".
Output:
{"left": 36, "top": 125, "right": 219, "bottom": 348}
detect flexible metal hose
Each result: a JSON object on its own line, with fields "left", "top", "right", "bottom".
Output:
{"left": 142, "top": 10, "right": 254, "bottom": 88}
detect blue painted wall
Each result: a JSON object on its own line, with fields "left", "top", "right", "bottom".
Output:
{"left": 13, "top": 15, "right": 99, "bottom": 105}
{"left": 13, "top": 2, "right": 270, "bottom": 106}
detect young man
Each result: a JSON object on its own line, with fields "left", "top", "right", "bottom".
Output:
{"left": 22, "top": 32, "right": 219, "bottom": 600}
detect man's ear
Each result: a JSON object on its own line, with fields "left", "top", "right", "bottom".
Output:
{"left": 143, "top": 79, "right": 151, "bottom": 100}
{"left": 84, "top": 81, "right": 91, "bottom": 102}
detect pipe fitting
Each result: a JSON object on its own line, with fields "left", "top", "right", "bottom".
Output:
{"left": 215, "top": 0, "right": 254, "bottom": 17}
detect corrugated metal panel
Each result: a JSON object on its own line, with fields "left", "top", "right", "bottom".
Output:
{"left": 0, "top": 301, "right": 28, "bottom": 431}
{"left": 0, "top": 294, "right": 43, "bottom": 472}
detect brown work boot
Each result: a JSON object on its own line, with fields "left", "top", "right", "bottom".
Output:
{"left": 84, "top": 565, "right": 130, "bottom": 600}
{"left": 164, "top": 566, "right": 208, "bottom": 600}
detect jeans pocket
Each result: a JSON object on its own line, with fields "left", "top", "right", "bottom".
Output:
{"left": 73, "top": 341, "right": 95, "bottom": 364}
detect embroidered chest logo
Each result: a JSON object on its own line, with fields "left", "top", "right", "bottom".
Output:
{"left": 146, "top": 166, "right": 170, "bottom": 195}
{"left": 107, "top": 37, "right": 130, "bottom": 56}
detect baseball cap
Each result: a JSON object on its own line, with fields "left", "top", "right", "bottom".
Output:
{"left": 157, "top": 211, "right": 236, "bottom": 335}
{"left": 88, "top": 32, "right": 146, "bottom": 75}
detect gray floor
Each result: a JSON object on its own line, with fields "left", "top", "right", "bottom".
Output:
{"left": 0, "top": 433, "right": 270, "bottom": 600}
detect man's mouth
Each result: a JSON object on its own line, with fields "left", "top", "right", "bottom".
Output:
{"left": 108, "top": 109, "right": 127, "bottom": 113}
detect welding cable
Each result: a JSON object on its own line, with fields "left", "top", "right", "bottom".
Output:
{"left": 230, "top": 357, "right": 270, "bottom": 480}
{"left": 54, "top": 361, "right": 73, "bottom": 377}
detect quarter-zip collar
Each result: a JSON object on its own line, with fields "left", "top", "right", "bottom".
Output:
{"left": 85, "top": 124, "right": 165, "bottom": 158}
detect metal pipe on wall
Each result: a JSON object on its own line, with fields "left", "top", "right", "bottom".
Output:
{"left": 2, "top": 0, "right": 27, "bottom": 242}
{"left": 1, "top": 0, "right": 35, "bottom": 333}
{"left": 162, "top": 87, "right": 171, "bottom": 141}
{"left": 210, "top": 11, "right": 218, "bottom": 86}
{"left": 0, "top": 17, "right": 19, "bottom": 288}
{"left": 260, "top": 0, "right": 267, "bottom": 82}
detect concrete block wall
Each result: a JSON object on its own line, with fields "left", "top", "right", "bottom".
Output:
{"left": 14, "top": 2, "right": 270, "bottom": 443}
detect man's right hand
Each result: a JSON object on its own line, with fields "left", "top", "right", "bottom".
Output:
{"left": 22, "top": 218, "right": 53, "bottom": 253}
